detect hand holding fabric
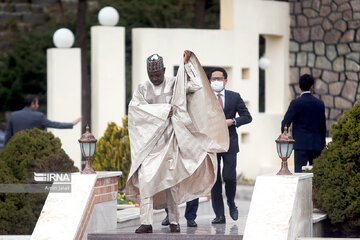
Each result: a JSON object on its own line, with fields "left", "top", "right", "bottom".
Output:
{"left": 226, "top": 119, "right": 233, "bottom": 127}
{"left": 184, "top": 50, "right": 192, "bottom": 64}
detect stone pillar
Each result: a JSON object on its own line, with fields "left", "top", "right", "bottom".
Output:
{"left": 243, "top": 173, "right": 313, "bottom": 240}
{"left": 91, "top": 26, "right": 126, "bottom": 139}
{"left": 47, "top": 48, "right": 82, "bottom": 169}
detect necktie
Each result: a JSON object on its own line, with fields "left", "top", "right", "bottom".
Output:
{"left": 217, "top": 93, "right": 223, "bottom": 109}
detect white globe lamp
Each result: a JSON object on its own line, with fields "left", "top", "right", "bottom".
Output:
{"left": 53, "top": 28, "right": 75, "bottom": 48}
{"left": 98, "top": 6, "right": 119, "bottom": 26}
{"left": 259, "top": 56, "right": 271, "bottom": 70}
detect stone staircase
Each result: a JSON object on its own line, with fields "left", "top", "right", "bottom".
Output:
{"left": 87, "top": 185, "right": 254, "bottom": 239}
{"left": 298, "top": 239, "right": 360, "bottom": 240}
{"left": 88, "top": 233, "right": 243, "bottom": 240}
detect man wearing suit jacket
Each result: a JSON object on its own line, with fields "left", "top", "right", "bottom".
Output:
{"left": 281, "top": 74, "right": 326, "bottom": 173}
{"left": 4, "top": 95, "right": 81, "bottom": 144}
{"left": 209, "top": 67, "right": 252, "bottom": 224}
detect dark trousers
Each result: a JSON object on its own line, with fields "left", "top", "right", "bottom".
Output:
{"left": 185, "top": 198, "right": 199, "bottom": 220}
{"left": 294, "top": 150, "right": 321, "bottom": 173}
{"left": 165, "top": 198, "right": 199, "bottom": 220}
{"left": 211, "top": 152, "right": 237, "bottom": 218}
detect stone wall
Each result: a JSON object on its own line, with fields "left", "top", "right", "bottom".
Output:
{"left": 289, "top": 0, "right": 360, "bottom": 134}
{"left": 0, "top": 1, "right": 44, "bottom": 51}
{"left": 0, "top": 0, "right": 98, "bottom": 53}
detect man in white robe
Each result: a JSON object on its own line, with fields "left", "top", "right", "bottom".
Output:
{"left": 126, "top": 51, "right": 229, "bottom": 233}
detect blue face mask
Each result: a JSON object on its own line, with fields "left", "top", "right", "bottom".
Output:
{"left": 211, "top": 81, "right": 224, "bottom": 92}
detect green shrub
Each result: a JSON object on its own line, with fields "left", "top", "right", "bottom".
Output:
{"left": 93, "top": 117, "right": 130, "bottom": 191}
{"left": 313, "top": 101, "right": 360, "bottom": 237}
{"left": 0, "top": 129, "right": 78, "bottom": 234}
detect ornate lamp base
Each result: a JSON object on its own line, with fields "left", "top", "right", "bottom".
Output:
{"left": 81, "top": 159, "right": 96, "bottom": 174}
{"left": 277, "top": 158, "right": 292, "bottom": 175}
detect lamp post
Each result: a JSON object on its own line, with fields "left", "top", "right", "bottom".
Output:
{"left": 79, "top": 125, "right": 97, "bottom": 174}
{"left": 275, "top": 126, "right": 295, "bottom": 175}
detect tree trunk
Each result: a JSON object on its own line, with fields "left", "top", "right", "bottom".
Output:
{"left": 56, "top": 0, "right": 66, "bottom": 26}
{"left": 76, "top": 0, "right": 91, "bottom": 132}
{"left": 194, "top": 0, "right": 206, "bottom": 28}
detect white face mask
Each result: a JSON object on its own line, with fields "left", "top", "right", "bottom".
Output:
{"left": 211, "top": 81, "right": 224, "bottom": 92}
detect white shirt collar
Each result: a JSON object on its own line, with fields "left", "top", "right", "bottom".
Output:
{"left": 300, "top": 91, "right": 311, "bottom": 96}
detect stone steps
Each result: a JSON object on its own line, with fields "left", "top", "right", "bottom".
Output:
{"left": 116, "top": 184, "right": 254, "bottom": 229}
{"left": 298, "top": 239, "right": 360, "bottom": 240}
{"left": 87, "top": 185, "right": 253, "bottom": 239}
{"left": 116, "top": 196, "right": 211, "bottom": 229}
{"left": 88, "top": 233, "right": 243, "bottom": 240}
{"left": 0, "top": 237, "right": 30, "bottom": 240}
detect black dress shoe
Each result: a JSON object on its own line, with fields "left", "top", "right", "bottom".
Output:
{"left": 135, "top": 224, "right": 153, "bottom": 233}
{"left": 169, "top": 223, "right": 180, "bottom": 233}
{"left": 187, "top": 219, "right": 197, "bottom": 227}
{"left": 229, "top": 205, "right": 238, "bottom": 221}
{"left": 211, "top": 216, "right": 226, "bottom": 224}
{"left": 161, "top": 215, "right": 169, "bottom": 226}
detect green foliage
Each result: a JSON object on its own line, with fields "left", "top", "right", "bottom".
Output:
{"left": 93, "top": 117, "right": 130, "bottom": 190}
{"left": 313, "top": 101, "right": 360, "bottom": 236}
{"left": 97, "top": 0, "right": 219, "bottom": 29}
{"left": 0, "top": 129, "right": 78, "bottom": 234}
{"left": 0, "top": 26, "right": 56, "bottom": 112}
{"left": 117, "top": 192, "right": 136, "bottom": 205}
{"left": 0, "top": 9, "right": 80, "bottom": 113}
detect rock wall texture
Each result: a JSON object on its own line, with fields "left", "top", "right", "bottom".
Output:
{"left": 289, "top": 0, "right": 360, "bottom": 134}
{"left": 0, "top": 0, "right": 97, "bottom": 53}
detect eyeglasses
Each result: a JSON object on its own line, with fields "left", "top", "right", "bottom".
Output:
{"left": 210, "top": 77, "right": 225, "bottom": 81}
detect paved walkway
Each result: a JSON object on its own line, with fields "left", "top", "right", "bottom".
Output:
{"left": 88, "top": 185, "right": 253, "bottom": 239}
{"left": 89, "top": 198, "right": 250, "bottom": 239}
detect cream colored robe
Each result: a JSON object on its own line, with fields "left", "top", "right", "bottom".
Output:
{"left": 126, "top": 54, "right": 229, "bottom": 209}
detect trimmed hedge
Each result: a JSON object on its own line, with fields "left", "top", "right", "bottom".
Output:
{"left": 92, "top": 117, "right": 130, "bottom": 190}
{"left": 313, "top": 101, "right": 360, "bottom": 236}
{"left": 0, "top": 129, "right": 78, "bottom": 234}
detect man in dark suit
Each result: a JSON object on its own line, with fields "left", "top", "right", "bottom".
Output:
{"left": 209, "top": 67, "right": 252, "bottom": 224}
{"left": 4, "top": 95, "right": 81, "bottom": 144}
{"left": 281, "top": 74, "right": 326, "bottom": 173}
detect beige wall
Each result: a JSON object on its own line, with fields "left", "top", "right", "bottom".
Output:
{"left": 132, "top": 0, "right": 290, "bottom": 178}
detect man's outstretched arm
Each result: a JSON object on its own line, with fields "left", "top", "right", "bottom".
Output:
{"left": 41, "top": 114, "right": 82, "bottom": 129}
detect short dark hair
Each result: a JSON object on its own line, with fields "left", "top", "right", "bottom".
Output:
{"left": 299, "top": 74, "right": 314, "bottom": 91}
{"left": 24, "top": 95, "right": 37, "bottom": 107}
{"left": 208, "top": 67, "right": 228, "bottom": 80}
